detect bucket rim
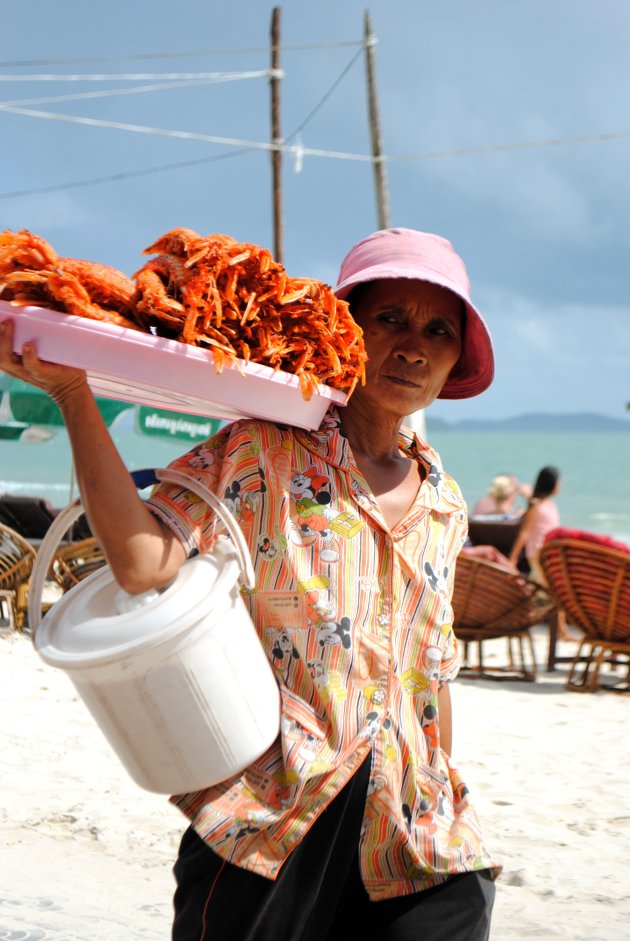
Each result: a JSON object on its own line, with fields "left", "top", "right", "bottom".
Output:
{"left": 34, "top": 551, "right": 243, "bottom": 669}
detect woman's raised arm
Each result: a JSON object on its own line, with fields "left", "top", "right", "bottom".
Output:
{"left": 0, "top": 319, "right": 187, "bottom": 592}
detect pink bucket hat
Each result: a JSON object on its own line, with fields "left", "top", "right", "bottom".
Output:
{"left": 335, "top": 227, "right": 494, "bottom": 399}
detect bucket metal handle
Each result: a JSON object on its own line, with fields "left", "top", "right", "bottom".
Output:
{"left": 28, "top": 466, "right": 256, "bottom": 636}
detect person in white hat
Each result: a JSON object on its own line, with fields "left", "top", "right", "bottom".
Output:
{"left": 0, "top": 227, "right": 499, "bottom": 940}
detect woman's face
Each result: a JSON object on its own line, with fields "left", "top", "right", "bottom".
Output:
{"left": 350, "top": 278, "right": 463, "bottom": 414}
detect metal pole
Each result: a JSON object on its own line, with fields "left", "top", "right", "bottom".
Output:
{"left": 270, "top": 7, "right": 284, "bottom": 263}
{"left": 364, "top": 10, "right": 391, "bottom": 229}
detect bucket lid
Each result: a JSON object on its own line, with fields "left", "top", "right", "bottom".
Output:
{"left": 36, "top": 540, "right": 242, "bottom": 667}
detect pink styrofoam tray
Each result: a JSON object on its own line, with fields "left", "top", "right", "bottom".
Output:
{"left": 0, "top": 301, "right": 347, "bottom": 429}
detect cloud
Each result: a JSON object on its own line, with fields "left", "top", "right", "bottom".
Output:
{"left": 477, "top": 289, "right": 630, "bottom": 412}
{"left": 485, "top": 287, "right": 629, "bottom": 356}
{"left": 511, "top": 316, "right": 553, "bottom": 356}
{"left": 388, "top": 92, "right": 600, "bottom": 245}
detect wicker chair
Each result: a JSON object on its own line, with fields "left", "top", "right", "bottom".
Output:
{"left": 452, "top": 553, "right": 554, "bottom": 681}
{"left": 51, "top": 536, "right": 107, "bottom": 593}
{"left": 0, "top": 522, "right": 36, "bottom": 630}
{"left": 539, "top": 537, "right": 630, "bottom": 692}
{"left": 467, "top": 516, "right": 528, "bottom": 571}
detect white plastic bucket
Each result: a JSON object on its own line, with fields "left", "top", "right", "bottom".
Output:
{"left": 29, "top": 468, "right": 281, "bottom": 795}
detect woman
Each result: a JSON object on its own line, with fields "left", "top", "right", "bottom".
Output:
{"left": 508, "top": 466, "right": 579, "bottom": 643}
{"left": 0, "top": 227, "right": 499, "bottom": 939}
{"left": 472, "top": 473, "right": 525, "bottom": 518}
{"left": 509, "top": 465, "right": 561, "bottom": 582}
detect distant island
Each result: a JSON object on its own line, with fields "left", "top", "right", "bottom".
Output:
{"left": 425, "top": 412, "right": 630, "bottom": 433}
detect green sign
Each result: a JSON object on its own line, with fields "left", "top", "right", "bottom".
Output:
{"left": 5, "top": 377, "right": 131, "bottom": 427}
{"left": 136, "top": 406, "right": 224, "bottom": 442}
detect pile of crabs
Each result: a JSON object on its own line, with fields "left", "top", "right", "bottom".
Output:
{"left": 0, "top": 228, "right": 366, "bottom": 399}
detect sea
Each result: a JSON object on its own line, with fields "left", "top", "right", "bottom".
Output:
{"left": 1, "top": 424, "right": 629, "bottom": 545}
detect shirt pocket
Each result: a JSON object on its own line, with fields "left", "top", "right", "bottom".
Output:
{"left": 278, "top": 686, "right": 330, "bottom": 789}
{"left": 280, "top": 685, "right": 328, "bottom": 741}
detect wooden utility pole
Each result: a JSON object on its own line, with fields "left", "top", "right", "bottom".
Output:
{"left": 270, "top": 7, "right": 284, "bottom": 263}
{"left": 364, "top": 10, "right": 391, "bottom": 229}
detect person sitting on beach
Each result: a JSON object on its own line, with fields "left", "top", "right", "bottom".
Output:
{"left": 508, "top": 466, "right": 581, "bottom": 643}
{"left": 509, "top": 466, "right": 561, "bottom": 582}
{"left": 472, "top": 474, "right": 528, "bottom": 519}
{"left": 0, "top": 227, "right": 501, "bottom": 940}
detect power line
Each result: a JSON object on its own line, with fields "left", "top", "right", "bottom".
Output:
{"left": 0, "top": 42, "right": 367, "bottom": 164}
{"left": 0, "top": 75, "right": 279, "bottom": 110}
{"left": 0, "top": 104, "right": 376, "bottom": 159}
{"left": 0, "top": 149, "right": 254, "bottom": 200}
{"left": 0, "top": 47, "right": 365, "bottom": 200}
{"left": 284, "top": 45, "right": 364, "bottom": 142}
{"left": 0, "top": 41, "right": 364, "bottom": 69}
{"left": 389, "top": 129, "right": 630, "bottom": 161}
{"left": 0, "top": 69, "right": 283, "bottom": 82}
{"left": 1, "top": 30, "right": 628, "bottom": 206}
{"left": 0, "top": 52, "right": 362, "bottom": 140}
{"left": 3, "top": 102, "right": 629, "bottom": 164}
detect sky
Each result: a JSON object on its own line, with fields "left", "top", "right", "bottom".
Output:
{"left": 1, "top": 0, "right": 629, "bottom": 423}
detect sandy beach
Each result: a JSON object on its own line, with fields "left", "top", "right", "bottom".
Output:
{"left": 1, "top": 625, "right": 628, "bottom": 940}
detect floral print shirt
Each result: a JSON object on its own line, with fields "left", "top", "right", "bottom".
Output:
{"left": 146, "top": 408, "right": 498, "bottom": 900}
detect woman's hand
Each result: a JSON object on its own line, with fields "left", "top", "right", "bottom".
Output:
{"left": 0, "top": 318, "right": 88, "bottom": 406}
{"left": 461, "top": 544, "right": 518, "bottom": 571}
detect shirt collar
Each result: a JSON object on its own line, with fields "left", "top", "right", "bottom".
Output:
{"left": 296, "top": 408, "right": 465, "bottom": 516}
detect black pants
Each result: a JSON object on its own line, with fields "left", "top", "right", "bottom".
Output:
{"left": 172, "top": 755, "right": 495, "bottom": 941}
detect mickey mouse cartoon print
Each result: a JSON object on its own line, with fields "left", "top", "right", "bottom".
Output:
{"left": 271, "top": 630, "right": 300, "bottom": 682}
{"left": 424, "top": 560, "right": 449, "bottom": 593}
{"left": 257, "top": 528, "right": 288, "bottom": 561}
{"left": 222, "top": 466, "right": 267, "bottom": 534}
{"left": 290, "top": 468, "right": 332, "bottom": 528}
{"left": 290, "top": 467, "right": 331, "bottom": 504}
{"left": 187, "top": 441, "right": 218, "bottom": 470}
{"left": 224, "top": 480, "right": 243, "bottom": 517}
{"left": 427, "top": 463, "right": 443, "bottom": 489}
{"left": 290, "top": 467, "right": 339, "bottom": 557}
{"left": 290, "top": 466, "right": 362, "bottom": 560}
{"left": 315, "top": 616, "right": 352, "bottom": 650}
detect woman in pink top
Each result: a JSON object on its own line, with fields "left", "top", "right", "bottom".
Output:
{"left": 509, "top": 466, "right": 561, "bottom": 581}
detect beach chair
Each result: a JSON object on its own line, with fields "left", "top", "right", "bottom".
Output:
{"left": 0, "top": 522, "right": 36, "bottom": 630}
{"left": 51, "top": 536, "right": 107, "bottom": 593}
{"left": 539, "top": 535, "right": 630, "bottom": 692}
{"left": 467, "top": 516, "right": 528, "bottom": 573}
{"left": 452, "top": 553, "right": 554, "bottom": 681}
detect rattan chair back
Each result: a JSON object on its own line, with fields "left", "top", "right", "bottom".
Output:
{"left": 540, "top": 537, "right": 630, "bottom": 691}
{"left": 453, "top": 554, "right": 552, "bottom": 636}
{"left": 51, "top": 537, "right": 107, "bottom": 593}
{"left": 539, "top": 538, "right": 630, "bottom": 646}
{"left": 0, "top": 522, "right": 36, "bottom": 629}
{"left": 452, "top": 553, "right": 553, "bottom": 680}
